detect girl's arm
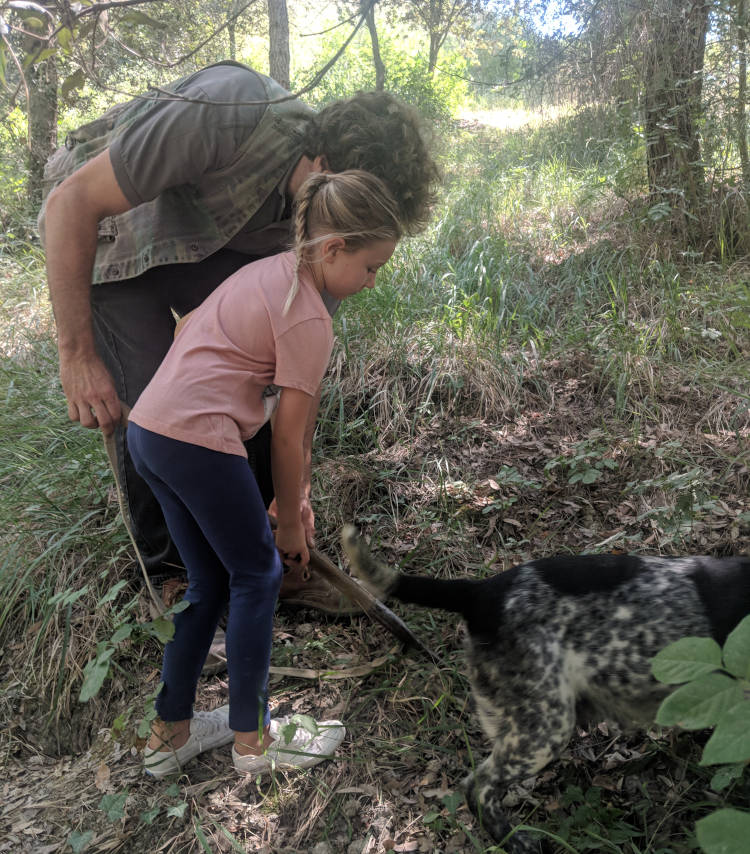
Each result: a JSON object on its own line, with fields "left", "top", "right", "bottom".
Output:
{"left": 271, "top": 386, "right": 314, "bottom": 568}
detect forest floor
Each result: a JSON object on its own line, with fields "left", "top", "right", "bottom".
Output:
{"left": 3, "top": 361, "right": 749, "bottom": 853}
{"left": 2, "top": 109, "right": 750, "bottom": 854}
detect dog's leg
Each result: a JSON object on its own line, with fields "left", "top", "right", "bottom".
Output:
{"left": 464, "top": 684, "right": 576, "bottom": 853}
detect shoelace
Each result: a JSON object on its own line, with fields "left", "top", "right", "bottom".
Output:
{"left": 191, "top": 710, "right": 230, "bottom": 743}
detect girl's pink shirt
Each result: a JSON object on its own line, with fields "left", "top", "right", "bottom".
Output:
{"left": 129, "top": 251, "right": 333, "bottom": 457}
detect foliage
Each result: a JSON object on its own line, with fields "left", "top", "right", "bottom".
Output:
{"left": 1, "top": 64, "right": 749, "bottom": 853}
{"left": 296, "top": 28, "right": 467, "bottom": 119}
{"left": 653, "top": 616, "right": 750, "bottom": 854}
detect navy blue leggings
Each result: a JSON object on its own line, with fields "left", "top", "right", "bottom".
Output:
{"left": 127, "top": 423, "right": 282, "bottom": 732}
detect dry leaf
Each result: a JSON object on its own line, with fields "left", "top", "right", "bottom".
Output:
{"left": 94, "top": 762, "right": 110, "bottom": 791}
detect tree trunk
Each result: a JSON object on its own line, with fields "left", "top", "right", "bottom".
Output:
{"left": 428, "top": 30, "right": 442, "bottom": 74}
{"left": 268, "top": 0, "right": 290, "bottom": 90}
{"left": 642, "top": 0, "right": 709, "bottom": 239}
{"left": 738, "top": 0, "right": 750, "bottom": 185}
{"left": 26, "top": 56, "right": 58, "bottom": 206}
{"left": 365, "top": 4, "right": 386, "bottom": 90}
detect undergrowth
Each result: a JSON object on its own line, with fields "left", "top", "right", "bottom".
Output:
{"left": 1, "top": 106, "right": 749, "bottom": 853}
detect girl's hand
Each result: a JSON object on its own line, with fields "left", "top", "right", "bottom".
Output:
{"left": 274, "top": 521, "right": 310, "bottom": 568}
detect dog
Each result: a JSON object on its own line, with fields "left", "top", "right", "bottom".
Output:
{"left": 341, "top": 525, "right": 750, "bottom": 852}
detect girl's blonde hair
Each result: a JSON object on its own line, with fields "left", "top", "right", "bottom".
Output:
{"left": 284, "top": 169, "right": 403, "bottom": 314}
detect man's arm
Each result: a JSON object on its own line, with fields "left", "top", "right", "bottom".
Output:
{"left": 44, "top": 149, "right": 133, "bottom": 435}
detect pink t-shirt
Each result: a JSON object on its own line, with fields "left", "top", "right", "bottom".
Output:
{"left": 129, "top": 251, "right": 333, "bottom": 457}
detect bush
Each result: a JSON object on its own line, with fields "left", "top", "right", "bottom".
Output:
{"left": 296, "top": 33, "right": 466, "bottom": 121}
{"left": 652, "top": 615, "right": 750, "bottom": 854}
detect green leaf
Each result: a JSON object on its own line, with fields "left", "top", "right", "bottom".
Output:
{"left": 710, "top": 763, "right": 745, "bottom": 793}
{"left": 290, "top": 713, "right": 319, "bottom": 736}
{"left": 110, "top": 623, "right": 133, "bottom": 644}
{"left": 723, "top": 615, "right": 750, "bottom": 680}
{"left": 121, "top": 10, "right": 168, "bottom": 28}
{"left": 79, "top": 648, "right": 114, "bottom": 702}
{"left": 99, "top": 791, "right": 128, "bottom": 822}
{"left": 655, "top": 672, "right": 743, "bottom": 729}
{"left": 166, "top": 803, "right": 188, "bottom": 818}
{"left": 140, "top": 806, "right": 160, "bottom": 825}
{"left": 696, "top": 808, "right": 750, "bottom": 854}
{"left": 98, "top": 580, "right": 129, "bottom": 605}
{"left": 68, "top": 830, "right": 94, "bottom": 853}
{"left": 651, "top": 636, "right": 723, "bottom": 684}
{"left": 57, "top": 25, "right": 71, "bottom": 51}
{"left": 701, "top": 702, "right": 750, "bottom": 765}
{"left": 147, "top": 616, "right": 175, "bottom": 644}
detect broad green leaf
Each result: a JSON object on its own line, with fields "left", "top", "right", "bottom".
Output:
{"left": 722, "top": 615, "right": 750, "bottom": 680}
{"left": 651, "top": 636, "right": 722, "bottom": 684}
{"left": 148, "top": 616, "right": 175, "bottom": 643}
{"left": 656, "top": 672, "right": 743, "bottom": 729}
{"left": 140, "top": 807, "right": 160, "bottom": 825}
{"left": 701, "top": 702, "right": 750, "bottom": 765}
{"left": 290, "top": 713, "right": 319, "bottom": 736}
{"left": 696, "top": 808, "right": 750, "bottom": 854}
{"left": 99, "top": 791, "right": 128, "bottom": 822}
{"left": 710, "top": 763, "right": 745, "bottom": 793}
{"left": 79, "top": 648, "right": 114, "bottom": 702}
{"left": 68, "top": 830, "right": 94, "bottom": 853}
{"left": 110, "top": 623, "right": 133, "bottom": 644}
{"left": 166, "top": 803, "right": 188, "bottom": 818}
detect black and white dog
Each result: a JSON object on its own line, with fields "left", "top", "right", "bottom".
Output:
{"left": 341, "top": 525, "right": 750, "bottom": 853}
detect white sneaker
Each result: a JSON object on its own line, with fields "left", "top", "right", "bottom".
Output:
{"left": 233, "top": 715, "right": 346, "bottom": 775}
{"left": 144, "top": 705, "right": 233, "bottom": 778}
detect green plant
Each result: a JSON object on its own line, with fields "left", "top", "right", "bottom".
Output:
{"left": 544, "top": 433, "right": 618, "bottom": 485}
{"left": 652, "top": 615, "right": 750, "bottom": 854}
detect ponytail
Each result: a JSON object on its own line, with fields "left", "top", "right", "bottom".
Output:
{"left": 283, "top": 169, "right": 402, "bottom": 315}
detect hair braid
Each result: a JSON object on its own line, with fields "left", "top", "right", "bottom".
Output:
{"left": 284, "top": 173, "right": 331, "bottom": 315}
{"left": 283, "top": 169, "right": 402, "bottom": 315}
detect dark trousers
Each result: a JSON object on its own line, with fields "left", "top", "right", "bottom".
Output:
{"left": 127, "top": 423, "right": 282, "bottom": 730}
{"left": 92, "top": 250, "right": 274, "bottom": 576}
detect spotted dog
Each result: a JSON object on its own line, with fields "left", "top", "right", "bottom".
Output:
{"left": 341, "top": 525, "right": 750, "bottom": 853}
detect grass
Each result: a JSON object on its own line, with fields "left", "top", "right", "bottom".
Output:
{"left": 1, "top": 104, "right": 749, "bottom": 852}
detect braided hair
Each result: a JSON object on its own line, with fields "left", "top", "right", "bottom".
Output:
{"left": 284, "top": 169, "right": 402, "bottom": 315}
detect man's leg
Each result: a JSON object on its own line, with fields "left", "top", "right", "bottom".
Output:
{"left": 92, "top": 250, "right": 251, "bottom": 576}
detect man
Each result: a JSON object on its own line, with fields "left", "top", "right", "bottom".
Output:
{"left": 39, "top": 61, "right": 439, "bottom": 612}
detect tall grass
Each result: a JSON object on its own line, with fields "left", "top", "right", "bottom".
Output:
{"left": 1, "top": 104, "right": 748, "bottom": 851}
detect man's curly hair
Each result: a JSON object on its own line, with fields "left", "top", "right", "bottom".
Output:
{"left": 303, "top": 92, "right": 440, "bottom": 236}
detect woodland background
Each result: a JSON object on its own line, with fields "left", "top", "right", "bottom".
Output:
{"left": 1, "top": 2, "right": 749, "bottom": 853}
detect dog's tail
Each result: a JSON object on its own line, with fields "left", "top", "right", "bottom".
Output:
{"left": 341, "top": 525, "right": 481, "bottom": 619}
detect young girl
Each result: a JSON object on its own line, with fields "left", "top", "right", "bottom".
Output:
{"left": 127, "top": 170, "right": 402, "bottom": 777}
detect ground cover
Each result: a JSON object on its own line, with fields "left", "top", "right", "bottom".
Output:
{"left": 1, "top": 110, "right": 749, "bottom": 853}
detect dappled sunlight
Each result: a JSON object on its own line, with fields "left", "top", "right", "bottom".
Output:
{"left": 457, "top": 104, "right": 572, "bottom": 131}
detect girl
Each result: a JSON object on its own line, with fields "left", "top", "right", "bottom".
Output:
{"left": 127, "top": 170, "right": 402, "bottom": 777}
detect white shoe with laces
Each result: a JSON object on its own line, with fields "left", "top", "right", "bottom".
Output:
{"left": 233, "top": 715, "right": 346, "bottom": 775}
{"left": 144, "top": 705, "right": 233, "bottom": 778}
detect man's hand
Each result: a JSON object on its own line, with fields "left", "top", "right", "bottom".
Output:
{"left": 59, "top": 351, "right": 122, "bottom": 435}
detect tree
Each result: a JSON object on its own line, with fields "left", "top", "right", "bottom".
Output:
{"left": 401, "top": 0, "right": 484, "bottom": 72}
{"left": 641, "top": 0, "right": 710, "bottom": 229}
{"left": 365, "top": 1, "right": 385, "bottom": 90}
{"left": 268, "top": 0, "right": 289, "bottom": 89}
